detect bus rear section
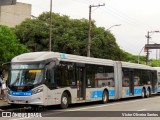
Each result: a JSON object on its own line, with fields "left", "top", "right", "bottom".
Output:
{"left": 120, "top": 62, "right": 158, "bottom": 98}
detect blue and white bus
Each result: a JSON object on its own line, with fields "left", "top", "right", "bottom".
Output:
{"left": 7, "top": 52, "right": 158, "bottom": 108}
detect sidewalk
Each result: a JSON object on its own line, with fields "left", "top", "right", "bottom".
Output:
{"left": 0, "top": 100, "right": 10, "bottom": 110}
{"left": 0, "top": 100, "right": 8, "bottom": 106}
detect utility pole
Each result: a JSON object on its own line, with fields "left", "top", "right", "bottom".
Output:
{"left": 87, "top": 3, "right": 105, "bottom": 57}
{"left": 145, "top": 31, "right": 159, "bottom": 65}
{"left": 49, "top": 0, "right": 52, "bottom": 51}
{"left": 146, "top": 31, "right": 150, "bottom": 65}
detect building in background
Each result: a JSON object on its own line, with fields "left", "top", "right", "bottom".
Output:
{"left": 0, "top": 2, "right": 31, "bottom": 27}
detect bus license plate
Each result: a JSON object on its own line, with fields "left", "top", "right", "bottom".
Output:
{"left": 15, "top": 100, "right": 25, "bottom": 104}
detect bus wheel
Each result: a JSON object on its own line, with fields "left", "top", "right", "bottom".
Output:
{"left": 141, "top": 88, "right": 145, "bottom": 98}
{"left": 60, "top": 92, "right": 69, "bottom": 109}
{"left": 102, "top": 90, "right": 108, "bottom": 104}
{"left": 146, "top": 88, "right": 151, "bottom": 98}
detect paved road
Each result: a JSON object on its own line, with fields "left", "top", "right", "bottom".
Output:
{"left": 1, "top": 94, "right": 160, "bottom": 120}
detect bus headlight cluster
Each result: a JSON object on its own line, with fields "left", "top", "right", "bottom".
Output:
{"left": 32, "top": 87, "right": 43, "bottom": 94}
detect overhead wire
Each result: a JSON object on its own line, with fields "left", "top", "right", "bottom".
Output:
{"left": 106, "top": 4, "right": 155, "bottom": 29}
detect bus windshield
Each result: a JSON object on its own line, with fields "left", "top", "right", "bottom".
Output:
{"left": 9, "top": 69, "right": 43, "bottom": 86}
{"left": 9, "top": 64, "right": 44, "bottom": 86}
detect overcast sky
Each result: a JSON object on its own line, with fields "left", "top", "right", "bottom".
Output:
{"left": 17, "top": 0, "right": 160, "bottom": 59}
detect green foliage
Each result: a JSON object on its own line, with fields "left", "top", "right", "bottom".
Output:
{"left": 0, "top": 25, "right": 29, "bottom": 65}
{"left": 122, "top": 51, "right": 146, "bottom": 64}
{"left": 150, "top": 59, "right": 160, "bottom": 67}
{"left": 14, "top": 18, "right": 49, "bottom": 51}
{"left": 15, "top": 12, "right": 127, "bottom": 61}
{"left": 15, "top": 12, "right": 146, "bottom": 63}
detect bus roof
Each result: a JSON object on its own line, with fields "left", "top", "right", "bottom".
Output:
{"left": 11, "top": 52, "right": 114, "bottom": 66}
{"left": 153, "top": 67, "right": 160, "bottom": 71}
{"left": 11, "top": 52, "right": 155, "bottom": 70}
{"left": 121, "top": 61, "right": 155, "bottom": 70}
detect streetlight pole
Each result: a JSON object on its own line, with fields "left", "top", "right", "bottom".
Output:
{"left": 138, "top": 46, "right": 145, "bottom": 64}
{"left": 87, "top": 3, "right": 105, "bottom": 57}
{"left": 49, "top": 0, "right": 52, "bottom": 51}
{"left": 107, "top": 24, "right": 121, "bottom": 31}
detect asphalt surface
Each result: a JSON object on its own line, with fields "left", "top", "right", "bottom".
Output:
{"left": 0, "top": 94, "right": 160, "bottom": 120}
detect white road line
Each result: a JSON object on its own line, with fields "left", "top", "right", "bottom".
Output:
{"left": 9, "top": 96, "right": 160, "bottom": 120}
{"left": 137, "top": 109, "right": 147, "bottom": 111}
{"left": 10, "top": 118, "right": 31, "bottom": 120}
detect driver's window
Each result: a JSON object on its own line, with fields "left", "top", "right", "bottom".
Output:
{"left": 47, "top": 69, "right": 54, "bottom": 84}
{"left": 46, "top": 62, "right": 55, "bottom": 84}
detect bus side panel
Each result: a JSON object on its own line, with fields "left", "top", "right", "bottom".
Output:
{"left": 46, "top": 87, "right": 77, "bottom": 105}
{"left": 121, "top": 86, "right": 143, "bottom": 98}
{"left": 114, "top": 62, "right": 123, "bottom": 99}
{"left": 133, "top": 86, "right": 143, "bottom": 96}
{"left": 121, "top": 87, "right": 130, "bottom": 98}
{"left": 85, "top": 87, "right": 115, "bottom": 102}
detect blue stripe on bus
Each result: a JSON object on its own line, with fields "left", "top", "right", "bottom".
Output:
{"left": 91, "top": 90, "right": 115, "bottom": 98}
{"left": 126, "top": 88, "right": 142, "bottom": 95}
{"left": 91, "top": 91, "right": 103, "bottom": 98}
{"left": 154, "top": 88, "right": 158, "bottom": 93}
{"left": 126, "top": 89, "right": 130, "bottom": 95}
{"left": 109, "top": 90, "right": 115, "bottom": 96}
{"left": 134, "top": 88, "right": 142, "bottom": 95}
{"left": 9, "top": 90, "right": 32, "bottom": 96}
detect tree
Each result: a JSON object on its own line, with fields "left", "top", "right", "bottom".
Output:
{"left": 14, "top": 18, "right": 49, "bottom": 51}
{"left": 15, "top": 12, "right": 141, "bottom": 62}
{"left": 15, "top": 12, "right": 126, "bottom": 60}
{"left": 150, "top": 59, "right": 160, "bottom": 67}
{"left": 0, "top": 25, "right": 28, "bottom": 65}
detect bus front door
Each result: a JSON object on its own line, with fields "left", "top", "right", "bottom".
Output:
{"left": 76, "top": 67, "right": 85, "bottom": 100}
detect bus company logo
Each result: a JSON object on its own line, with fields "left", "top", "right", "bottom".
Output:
{"left": 2, "top": 112, "right": 12, "bottom": 117}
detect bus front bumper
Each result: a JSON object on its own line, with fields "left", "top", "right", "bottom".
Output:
{"left": 7, "top": 93, "right": 44, "bottom": 106}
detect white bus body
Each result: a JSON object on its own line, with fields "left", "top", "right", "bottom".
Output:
{"left": 7, "top": 52, "right": 158, "bottom": 108}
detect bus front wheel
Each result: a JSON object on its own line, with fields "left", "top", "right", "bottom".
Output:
{"left": 60, "top": 92, "right": 69, "bottom": 109}
{"left": 102, "top": 90, "right": 108, "bottom": 104}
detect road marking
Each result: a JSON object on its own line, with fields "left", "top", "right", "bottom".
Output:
{"left": 9, "top": 96, "right": 160, "bottom": 119}
{"left": 10, "top": 118, "right": 30, "bottom": 120}
{"left": 137, "top": 109, "right": 147, "bottom": 111}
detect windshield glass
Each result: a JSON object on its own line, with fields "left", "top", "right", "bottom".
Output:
{"left": 9, "top": 64, "right": 44, "bottom": 86}
{"left": 9, "top": 69, "right": 43, "bottom": 86}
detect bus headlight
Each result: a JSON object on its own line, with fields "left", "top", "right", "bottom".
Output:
{"left": 32, "top": 87, "right": 43, "bottom": 94}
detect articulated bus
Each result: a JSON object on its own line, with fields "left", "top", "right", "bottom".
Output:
{"left": 7, "top": 52, "right": 158, "bottom": 108}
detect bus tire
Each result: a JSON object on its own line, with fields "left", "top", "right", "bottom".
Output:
{"left": 60, "top": 92, "right": 69, "bottom": 109}
{"left": 146, "top": 88, "right": 151, "bottom": 98}
{"left": 141, "top": 88, "right": 145, "bottom": 98}
{"left": 102, "top": 90, "right": 108, "bottom": 104}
